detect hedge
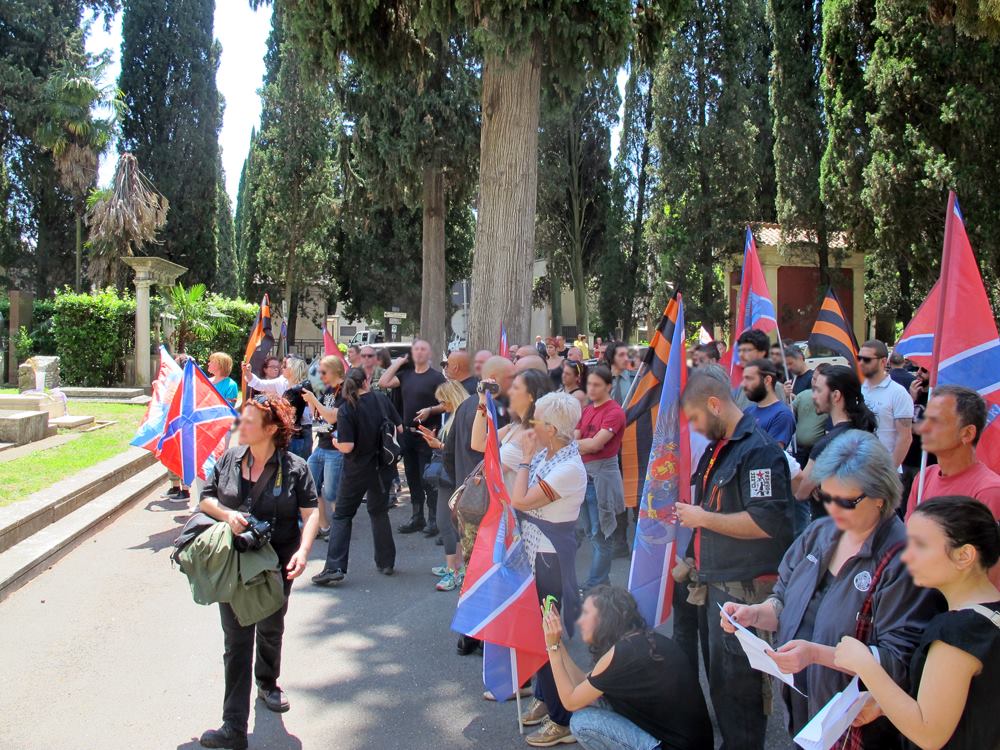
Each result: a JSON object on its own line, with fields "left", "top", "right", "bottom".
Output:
{"left": 183, "top": 295, "right": 259, "bottom": 365}
{"left": 52, "top": 288, "right": 136, "bottom": 387}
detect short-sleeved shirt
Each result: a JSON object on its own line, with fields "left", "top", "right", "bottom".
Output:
{"left": 744, "top": 400, "right": 796, "bottom": 448}
{"left": 336, "top": 392, "right": 401, "bottom": 487}
{"left": 889, "top": 367, "right": 915, "bottom": 391}
{"left": 792, "top": 389, "right": 828, "bottom": 449}
{"left": 789, "top": 368, "right": 814, "bottom": 396}
{"left": 587, "top": 632, "right": 714, "bottom": 749}
{"left": 905, "top": 461, "right": 1000, "bottom": 520}
{"left": 396, "top": 367, "right": 446, "bottom": 430}
{"left": 523, "top": 449, "right": 587, "bottom": 554}
{"left": 862, "top": 375, "right": 914, "bottom": 461}
{"left": 908, "top": 603, "right": 1000, "bottom": 750}
{"left": 577, "top": 399, "right": 626, "bottom": 463}
{"left": 214, "top": 377, "right": 239, "bottom": 406}
{"left": 312, "top": 386, "right": 342, "bottom": 451}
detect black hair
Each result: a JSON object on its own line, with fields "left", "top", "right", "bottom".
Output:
{"left": 589, "top": 364, "right": 613, "bottom": 386}
{"left": 584, "top": 585, "right": 653, "bottom": 662}
{"left": 340, "top": 367, "right": 368, "bottom": 407}
{"left": 914, "top": 496, "right": 1000, "bottom": 570}
{"left": 783, "top": 345, "right": 805, "bottom": 360}
{"left": 817, "top": 364, "right": 878, "bottom": 433}
{"left": 745, "top": 357, "right": 778, "bottom": 387}
{"left": 513, "top": 369, "right": 552, "bottom": 423}
{"left": 695, "top": 343, "right": 720, "bottom": 361}
{"left": 932, "top": 385, "right": 988, "bottom": 446}
{"left": 736, "top": 328, "right": 770, "bottom": 354}
{"left": 861, "top": 339, "right": 889, "bottom": 358}
{"left": 562, "top": 359, "right": 588, "bottom": 384}
{"left": 604, "top": 341, "right": 628, "bottom": 368}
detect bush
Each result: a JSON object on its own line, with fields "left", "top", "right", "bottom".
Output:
{"left": 183, "top": 295, "right": 259, "bottom": 366}
{"left": 14, "top": 326, "right": 34, "bottom": 359}
{"left": 52, "top": 288, "right": 135, "bottom": 386}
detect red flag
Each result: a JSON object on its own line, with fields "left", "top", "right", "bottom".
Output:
{"left": 728, "top": 227, "right": 777, "bottom": 385}
{"left": 323, "top": 327, "right": 348, "bottom": 366}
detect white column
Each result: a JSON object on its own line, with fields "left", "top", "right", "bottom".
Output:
{"left": 134, "top": 277, "right": 153, "bottom": 386}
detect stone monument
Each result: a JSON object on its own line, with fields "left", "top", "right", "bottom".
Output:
{"left": 18, "top": 356, "right": 61, "bottom": 392}
{"left": 122, "top": 257, "right": 186, "bottom": 387}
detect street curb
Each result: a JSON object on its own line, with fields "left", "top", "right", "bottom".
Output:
{"left": 0, "top": 463, "right": 167, "bottom": 602}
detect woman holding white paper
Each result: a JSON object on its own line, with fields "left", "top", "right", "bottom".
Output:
{"left": 835, "top": 496, "right": 1000, "bottom": 750}
{"left": 720, "top": 431, "right": 942, "bottom": 746}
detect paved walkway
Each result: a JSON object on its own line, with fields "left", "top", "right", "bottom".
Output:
{"left": 2, "top": 483, "right": 793, "bottom": 749}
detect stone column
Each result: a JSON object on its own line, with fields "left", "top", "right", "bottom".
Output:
{"left": 8, "top": 290, "right": 34, "bottom": 384}
{"left": 133, "top": 275, "right": 153, "bottom": 386}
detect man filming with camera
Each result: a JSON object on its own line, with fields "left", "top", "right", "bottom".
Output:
{"left": 196, "top": 394, "right": 320, "bottom": 749}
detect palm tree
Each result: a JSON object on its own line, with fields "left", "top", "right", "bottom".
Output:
{"left": 85, "top": 152, "right": 169, "bottom": 288}
{"left": 164, "top": 283, "right": 229, "bottom": 353}
{"left": 35, "top": 40, "right": 123, "bottom": 291}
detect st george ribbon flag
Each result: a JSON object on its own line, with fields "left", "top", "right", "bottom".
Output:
{"left": 157, "top": 359, "right": 239, "bottom": 486}
{"left": 498, "top": 323, "right": 509, "bottom": 359}
{"left": 131, "top": 345, "right": 182, "bottom": 452}
{"left": 726, "top": 226, "right": 778, "bottom": 385}
{"left": 451, "top": 395, "right": 547, "bottom": 702}
{"left": 927, "top": 193, "right": 1000, "bottom": 473}
{"left": 808, "top": 286, "right": 860, "bottom": 373}
{"left": 628, "top": 292, "right": 692, "bottom": 628}
{"left": 243, "top": 294, "right": 275, "bottom": 398}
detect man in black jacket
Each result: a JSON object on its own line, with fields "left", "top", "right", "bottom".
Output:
{"left": 674, "top": 371, "right": 793, "bottom": 750}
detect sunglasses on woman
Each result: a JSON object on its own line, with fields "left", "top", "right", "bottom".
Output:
{"left": 811, "top": 488, "right": 867, "bottom": 510}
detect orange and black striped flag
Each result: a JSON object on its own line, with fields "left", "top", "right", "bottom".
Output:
{"left": 243, "top": 293, "right": 275, "bottom": 398}
{"left": 621, "top": 291, "right": 683, "bottom": 508}
{"left": 808, "top": 286, "right": 859, "bottom": 373}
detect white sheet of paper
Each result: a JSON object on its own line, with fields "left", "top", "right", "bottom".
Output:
{"left": 793, "top": 676, "right": 869, "bottom": 750}
{"left": 718, "top": 604, "right": 802, "bottom": 692}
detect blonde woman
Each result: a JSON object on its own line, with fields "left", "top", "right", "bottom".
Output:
{"left": 207, "top": 352, "right": 239, "bottom": 406}
{"left": 302, "top": 355, "right": 346, "bottom": 538}
{"left": 420, "top": 379, "right": 471, "bottom": 591}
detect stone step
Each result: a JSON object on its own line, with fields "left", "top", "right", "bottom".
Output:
{"left": 0, "top": 410, "right": 48, "bottom": 445}
{"left": 58, "top": 387, "right": 145, "bottom": 400}
{"left": 48, "top": 415, "right": 96, "bottom": 430}
{"left": 0, "top": 447, "right": 156, "bottom": 554}
{"left": 0, "top": 463, "right": 167, "bottom": 601}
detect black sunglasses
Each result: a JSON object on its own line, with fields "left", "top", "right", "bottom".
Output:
{"left": 857, "top": 355, "right": 880, "bottom": 364}
{"left": 812, "top": 488, "right": 866, "bottom": 510}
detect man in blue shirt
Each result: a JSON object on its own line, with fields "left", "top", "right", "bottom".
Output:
{"left": 741, "top": 358, "right": 796, "bottom": 448}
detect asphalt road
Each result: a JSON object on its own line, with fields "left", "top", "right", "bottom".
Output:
{"left": 2, "top": 484, "right": 794, "bottom": 750}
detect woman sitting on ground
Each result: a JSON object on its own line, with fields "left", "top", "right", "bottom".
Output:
{"left": 835, "top": 496, "right": 1000, "bottom": 750}
{"left": 560, "top": 360, "right": 588, "bottom": 407}
{"left": 541, "top": 585, "right": 713, "bottom": 750}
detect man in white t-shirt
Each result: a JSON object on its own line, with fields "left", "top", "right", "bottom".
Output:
{"left": 859, "top": 339, "right": 913, "bottom": 470}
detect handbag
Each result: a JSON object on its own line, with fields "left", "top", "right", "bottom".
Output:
{"left": 839, "top": 541, "right": 905, "bottom": 750}
{"left": 423, "top": 449, "right": 452, "bottom": 490}
{"left": 450, "top": 429, "right": 517, "bottom": 526}
{"left": 373, "top": 392, "right": 401, "bottom": 468}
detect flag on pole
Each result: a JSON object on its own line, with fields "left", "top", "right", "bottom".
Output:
{"left": 894, "top": 282, "right": 940, "bottom": 370}
{"left": 926, "top": 192, "right": 1000, "bottom": 473}
{"left": 726, "top": 227, "right": 778, "bottom": 384}
{"left": 452, "top": 395, "right": 547, "bottom": 702}
{"left": 698, "top": 326, "right": 712, "bottom": 345}
{"left": 323, "top": 327, "right": 348, "bottom": 366}
{"left": 243, "top": 294, "right": 275, "bottom": 397}
{"left": 131, "top": 345, "right": 182, "bottom": 452}
{"left": 808, "top": 286, "right": 860, "bottom": 373}
{"left": 628, "top": 291, "right": 691, "bottom": 628}
{"left": 621, "top": 299, "right": 679, "bottom": 508}
{"left": 157, "top": 359, "right": 239, "bottom": 486}
{"left": 499, "top": 323, "right": 509, "bottom": 359}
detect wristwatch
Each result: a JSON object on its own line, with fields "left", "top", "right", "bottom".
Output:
{"left": 546, "top": 643, "right": 560, "bottom": 652}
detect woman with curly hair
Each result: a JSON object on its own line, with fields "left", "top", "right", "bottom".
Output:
{"left": 541, "top": 585, "right": 713, "bottom": 750}
{"left": 197, "top": 394, "right": 320, "bottom": 749}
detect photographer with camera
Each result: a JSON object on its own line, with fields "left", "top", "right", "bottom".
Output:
{"left": 197, "top": 394, "right": 320, "bottom": 750}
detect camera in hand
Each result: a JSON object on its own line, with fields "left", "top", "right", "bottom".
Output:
{"left": 233, "top": 514, "right": 273, "bottom": 553}
{"left": 477, "top": 380, "right": 500, "bottom": 395}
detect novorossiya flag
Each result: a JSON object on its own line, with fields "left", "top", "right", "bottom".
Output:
{"left": 628, "top": 291, "right": 691, "bottom": 627}
{"left": 499, "top": 323, "right": 509, "bottom": 359}
{"left": 808, "top": 286, "right": 860, "bottom": 374}
{"left": 895, "top": 281, "right": 940, "bottom": 370}
{"left": 131, "top": 345, "right": 182, "bottom": 452}
{"left": 725, "top": 226, "right": 778, "bottom": 385}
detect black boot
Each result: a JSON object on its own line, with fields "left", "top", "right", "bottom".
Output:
{"left": 398, "top": 517, "right": 426, "bottom": 534}
{"left": 199, "top": 724, "right": 248, "bottom": 750}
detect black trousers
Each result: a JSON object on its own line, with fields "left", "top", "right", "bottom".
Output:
{"left": 532, "top": 552, "right": 572, "bottom": 727}
{"left": 325, "top": 467, "right": 396, "bottom": 573}
{"left": 400, "top": 431, "right": 434, "bottom": 524}
{"left": 219, "top": 577, "right": 291, "bottom": 733}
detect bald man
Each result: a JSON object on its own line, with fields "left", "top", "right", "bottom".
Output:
{"left": 473, "top": 349, "right": 492, "bottom": 378}
{"left": 515, "top": 354, "right": 548, "bottom": 374}
{"left": 445, "top": 350, "right": 478, "bottom": 395}
{"left": 515, "top": 345, "right": 536, "bottom": 362}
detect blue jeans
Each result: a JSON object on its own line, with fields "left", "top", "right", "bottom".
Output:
{"left": 570, "top": 707, "right": 660, "bottom": 750}
{"left": 308, "top": 448, "right": 343, "bottom": 522}
{"left": 289, "top": 426, "right": 313, "bottom": 461}
{"left": 583, "top": 477, "right": 614, "bottom": 589}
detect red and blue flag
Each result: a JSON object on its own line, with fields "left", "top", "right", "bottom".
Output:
{"left": 499, "top": 323, "right": 509, "bottom": 359}
{"left": 132, "top": 346, "right": 182, "bottom": 452}
{"left": 157, "top": 359, "right": 239, "bottom": 486}
{"left": 628, "top": 292, "right": 692, "bottom": 627}
{"left": 451, "top": 395, "right": 547, "bottom": 702}
{"left": 895, "top": 282, "right": 940, "bottom": 369}
{"left": 727, "top": 226, "right": 777, "bottom": 384}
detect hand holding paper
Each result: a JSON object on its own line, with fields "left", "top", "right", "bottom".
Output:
{"left": 793, "top": 676, "right": 870, "bottom": 750}
{"left": 718, "top": 604, "right": 802, "bottom": 693}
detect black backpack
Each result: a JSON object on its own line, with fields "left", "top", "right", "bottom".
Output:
{"left": 373, "top": 392, "right": 401, "bottom": 468}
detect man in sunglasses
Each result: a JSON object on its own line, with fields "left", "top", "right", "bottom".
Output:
{"left": 672, "top": 371, "right": 793, "bottom": 750}
{"left": 859, "top": 340, "right": 913, "bottom": 472}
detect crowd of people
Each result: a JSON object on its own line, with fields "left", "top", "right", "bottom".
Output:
{"left": 182, "top": 331, "right": 1000, "bottom": 750}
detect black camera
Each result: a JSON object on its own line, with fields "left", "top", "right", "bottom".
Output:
{"left": 477, "top": 380, "right": 500, "bottom": 395}
{"left": 233, "top": 514, "right": 273, "bottom": 553}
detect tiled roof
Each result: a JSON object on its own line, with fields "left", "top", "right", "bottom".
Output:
{"left": 752, "top": 222, "right": 849, "bottom": 250}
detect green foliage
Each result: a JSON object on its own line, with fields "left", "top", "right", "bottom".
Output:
{"left": 118, "top": 0, "right": 221, "bottom": 286}
{"left": 52, "top": 287, "right": 135, "bottom": 386}
{"left": 15, "top": 327, "right": 35, "bottom": 360}
{"left": 163, "top": 283, "right": 229, "bottom": 354}
{"left": 214, "top": 168, "right": 239, "bottom": 297}
{"left": 929, "top": 0, "right": 1000, "bottom": 39}
{"left": 183, "top": 295, "right": 258, "bottom": 365}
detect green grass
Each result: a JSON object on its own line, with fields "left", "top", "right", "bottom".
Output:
{"left": 0, "top": 401, "right": 147, "bottom": 508}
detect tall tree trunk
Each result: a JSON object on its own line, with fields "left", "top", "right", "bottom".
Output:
{"left": 549, "top": 246, "right": 563, "bottom": 336}
{"left": 567, "top": 123, "right": 589, "bottom": 338}
{"left": 623, "top": 84, "right": 653, "bottom": 340}
{"left": 287, "top": 287, "right": 299, "bottom": 347}
{"left": 420, "top": 165, "right": 447, "bottom": 358}
{"left": 283, "top": 241, "right": 297, "bottom": 346}
{"left": 468, "top": 41, "right": 542, "bottom": 351}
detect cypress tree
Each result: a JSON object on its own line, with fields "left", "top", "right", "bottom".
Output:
{"left": 214, "top": 166, "right": 238, "bottom": 297}
{"left": 118, "top": 0, "right": 221, "bottom": 285}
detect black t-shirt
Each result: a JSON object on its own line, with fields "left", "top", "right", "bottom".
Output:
{"left": 283, "top": 379, "right": 313, "bottom": 434}
{"left": 336, "top": 391, "right": 402, "bottom": 482}
{"left": 907, "top": 603, "right": 1000, "bottom": 750}
{"left": 313, "top": 386, "right": 343, "bottom": 451}
{"left": 460, "top": 375, "right": 479, "bottom": 396}
{"left": 397, "top": 367, "right": 446, "bottom": 430}
{"left": 791, "top": 368, "right": 814, "bottom": 396}
{"left": 587, "top": 632, "right": 714, "bottom": 749}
